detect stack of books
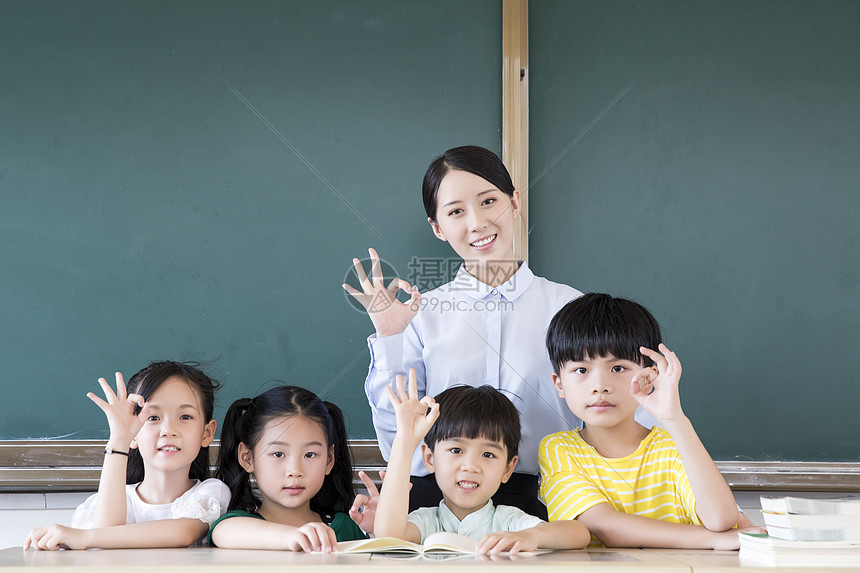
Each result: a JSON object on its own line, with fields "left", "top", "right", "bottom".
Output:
{"left": 739, "top": 494, "right": 860, "bottom": 566}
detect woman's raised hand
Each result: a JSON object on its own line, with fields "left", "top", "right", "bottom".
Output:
{"left": 86, "top": 372, "right": 150, "bottom": 447}
{"left": 342, "top": 248, "right": 422, "bottom": 338}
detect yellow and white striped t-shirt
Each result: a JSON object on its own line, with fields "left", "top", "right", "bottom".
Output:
{"left": 538, "top": 427, "right": 700, "bottom": 525}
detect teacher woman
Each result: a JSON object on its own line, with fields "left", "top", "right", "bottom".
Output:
{"left": 344, "top": 146, "right": 585, "bottom": 519}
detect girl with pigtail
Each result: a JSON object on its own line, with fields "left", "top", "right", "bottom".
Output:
{"left": 208, "top": 386, "right": 366, "bottom": 551}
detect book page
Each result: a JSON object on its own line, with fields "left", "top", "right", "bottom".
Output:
{"left": 336, "top": 537, "right": 422, "bottom": 554}
{"left": 423, "top": 532, "right": 480, "bottom": 554}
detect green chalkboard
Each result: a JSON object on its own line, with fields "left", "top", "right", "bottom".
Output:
{"left": 528, "top": 1, "right": 860, "bottom": 461}
{"left": 0, "top": 1, "right": 502, "bottom": 439}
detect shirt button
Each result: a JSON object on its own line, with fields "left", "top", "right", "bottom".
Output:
{"left": 491, "top": 289, "right": 498, "bottom": 295}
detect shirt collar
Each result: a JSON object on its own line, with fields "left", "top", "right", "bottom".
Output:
{"left": 448, "top": 261, "right": 535, "bottom": 302}
{"left": 438, "top": 498, "right": 495, "bottom": 531}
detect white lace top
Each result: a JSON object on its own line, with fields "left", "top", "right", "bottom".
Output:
{"left": 71, "top": 478, "right": 230, "bottom": 529}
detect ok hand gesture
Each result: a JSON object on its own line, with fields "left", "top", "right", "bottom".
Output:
{"left": 386, "top": 368, "right": 440, "bottom": 448}
{"left": 86, "top": 372, "right": 150, "bottom": 447}
{"left": 342, "top": 248, "right": 422, "bottom": 338}
{"left": 630, "top": 344, "right": 685, "bottom": 427}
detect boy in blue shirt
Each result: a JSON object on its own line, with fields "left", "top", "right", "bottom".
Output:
{"left": 375, "top": 369, "right": 589, "bottom": 554}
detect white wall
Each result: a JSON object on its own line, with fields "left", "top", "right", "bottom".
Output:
{"left": 1, "top": 493, "right": 89, "bottom": 550}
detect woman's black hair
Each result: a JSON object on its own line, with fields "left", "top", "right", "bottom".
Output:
{"left": 423, "top": 385, "right": 521, "bottom": 462}
{"left": 125, "top": 361, "right": 219, "bottom": 484}
{"left": 546, "top": 293, "right": 663, "bottom": 373}
{"left": 422, "top": 145, "right": 516, "bottom": 221}
{"left": 216, "top": 386, "right": 354, "bottom": 516}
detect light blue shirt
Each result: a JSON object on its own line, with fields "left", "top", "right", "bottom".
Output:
{"left": 365, "top": 262, "right": 584, "bottom": 476}
{"left": 407, "top": 499, "right": 544, "bottom": 543}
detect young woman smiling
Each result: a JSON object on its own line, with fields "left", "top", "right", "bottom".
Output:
{"left": 344, "top": 145, "right": 589, "bottom": 519}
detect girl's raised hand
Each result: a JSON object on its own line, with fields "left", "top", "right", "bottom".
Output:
{"left": 348, "top": 470, "right": 380, "bottom": 534}
{"left": 342, "top": 248, "right": 422, "bottom": 338}
{"left": 386, "top": 368, "right": 440, "bottom": 446}
{"left": 348, "top": 469, "right": 412, "bottom": 536}
{"left": 630, "top": 344, "right": 685, "bottom": 426}
{"left": 86, "top": 372, "right": 150, "bottom": 446}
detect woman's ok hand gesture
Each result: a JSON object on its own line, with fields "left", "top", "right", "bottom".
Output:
{"left": 342, "top": 248, "right": 421, "bottom": 338}
{"left": 86, "top": 372, "right": 150, "bottom": 447}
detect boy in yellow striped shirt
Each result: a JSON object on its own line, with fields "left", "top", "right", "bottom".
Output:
{"left": 539, "top": 293, "right": 748, "bottom": 549}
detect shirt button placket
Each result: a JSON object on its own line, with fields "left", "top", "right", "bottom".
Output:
{"left": 486, "top": 291, "right": 501, "bottom": 386}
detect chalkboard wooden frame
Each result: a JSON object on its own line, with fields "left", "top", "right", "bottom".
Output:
{"left": 2, "top": 442, "right": 859, "bottom": 493}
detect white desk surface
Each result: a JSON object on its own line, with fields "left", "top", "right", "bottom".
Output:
{"left": 3, "top": 547, "right": 860, "bottom": 572}
{"left": 644, "top": 549, "right": 860, "bottom": 572}
{"left": 0, "top": 547, "right": 687, "bottom": 572}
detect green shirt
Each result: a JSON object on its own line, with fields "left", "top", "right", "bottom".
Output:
{"left": 207, "top": 509, "right": 367, "bottom": 547}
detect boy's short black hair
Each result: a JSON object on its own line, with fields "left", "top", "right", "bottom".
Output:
{"left": 546, "top": 293, "right": 662, "bottom": 373}
{"left": 423, "top": 385, "right": 520, "bottom": 462}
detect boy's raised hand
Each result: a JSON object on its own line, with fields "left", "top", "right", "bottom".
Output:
{"left": 631, "top": 344, "right": 685, "bottom": 426}
{"left": 385, "top": 368, "right": 440, "bottom": 447}
{"left": 342, "top": 247, "right": 422, "bottom": 338}
{"left": 86, "top": 372, "right": 150, "bottom": 446}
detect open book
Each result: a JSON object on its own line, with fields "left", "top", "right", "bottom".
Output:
{"left": 336, "top": 532, "right": 483, "bottom": 555}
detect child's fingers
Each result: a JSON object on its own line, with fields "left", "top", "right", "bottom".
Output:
{"left": 475, "top": 534, "right": 490, "bottom": 554}
{"left": 639, "top": 346, "right": 668, "bottom": 370}
{"left": 631, "top": 367, "right": 656, "bottom": 382}
{"left": 135, "top": 401, "right": 151, "bottom": 422}
{"left": 406, "top": 368, "right": 418, "bottom": 399}
{"left": 385, "top": 385, "right": 401, "bottom": 408}
{"left": 96, "top": 377, "right": 116, "bottom": 402}
{"left": 34, "top": 529, "right": 53, "bottom": 551}
{"left": 294, "top": 528, "right": 316, "bottom": 552}
{"left": 358, "top": 470, "right": 379, "bottom": 497}
{"left": 293, "top": 532, "right": 313, "bottom": 553}
{"left": 480, "top": 534, "right": 509, "bottom": 555}
{"left": 313, "top": 524, "right": 332, "bottom": 552}
{"left": 85, "top": 392, "right": 110, "bottom": 412}
{"left": 350, "top": 493, "right": 369, "bottom": 516}
{"left": 23, "top": 528, "right": 40, "bottom": 551}
{"left": 322, "top": 525, "right": 337, "bottom": 551}
{"left": 630, "top": 378, "right": 647, "bottom": 401}
{"left": 425, "top": 402, "right": 441, "bottom": 425}
{"left": 631, "top": 368, "right": 655, "bottom": 392}
{"left": 114, "top": 372, "right": 126, "bottom": 398}
{"left": 304, "top": 523, "right": 334, "bottom": 552}
{"left": 394, "top": 373, "right": 408, "bottom": 402}
{"left": 46, "top": 532, "right": 62, "bottom": 551}
{"left": 660, "top": 344, "right": 682, "bottom": 376}
{"left": 475, "top": 535, "right": 494, "bottom": 554}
